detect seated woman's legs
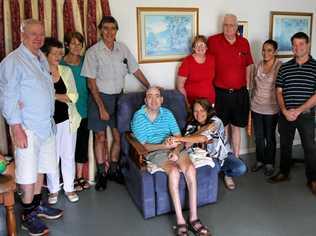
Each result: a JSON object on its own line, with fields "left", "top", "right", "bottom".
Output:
{"left": 177, "top": 154, "right": 210, "bottom": 235}
{"left": 177, "top": 155, "right": 197, "bottom": 221}
{"left": 222, "top": 152, "right": 247, "bottom": 177}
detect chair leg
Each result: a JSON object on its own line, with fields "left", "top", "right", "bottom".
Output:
{"left": 6, "top": 205, "right": 17, "bottom": 236}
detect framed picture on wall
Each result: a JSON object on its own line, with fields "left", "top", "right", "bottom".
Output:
{"left": 237, "top": 21, "right": 248, "bottom": 38}
{"left": 269, "top": 11, "right": 313, "bottom": 58}
{"left": 136, "top": 7, "right": 199, "bottom": 63}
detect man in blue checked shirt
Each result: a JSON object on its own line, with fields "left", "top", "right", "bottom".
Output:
{"left": 131, "top": 86, "right": 210, "bottom": 235}
{"left": 0, "top": 19, "right": 62, "bottom": 236}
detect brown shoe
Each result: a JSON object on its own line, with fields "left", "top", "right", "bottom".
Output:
{"left": 307, "top": 181, "right": 316, "bottom": 196}
{"left": 224, "top": 176, "right": 236, "bottom": 190}
{"left": 267, "top": 172, "right": 290, "bottom": 184}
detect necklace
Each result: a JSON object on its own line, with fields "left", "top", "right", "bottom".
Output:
{"left": 50, "top": 67, "right": 60, "bottom": 82}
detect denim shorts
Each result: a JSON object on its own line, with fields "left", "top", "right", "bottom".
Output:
{"left": 88, "top": 93, "right": 121, "bottom": 131}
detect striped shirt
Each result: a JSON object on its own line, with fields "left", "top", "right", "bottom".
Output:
{"left": 131, "top": 105, "right": 181, "bottom": 144}
{"left": 276, "top": 57, "right": 316, "bottom": 109}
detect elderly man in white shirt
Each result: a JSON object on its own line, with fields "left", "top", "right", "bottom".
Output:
{"left": 81, "top": 16, "right": 150, "bottom": 191}
{"left": 0, "top": 19, "right": 63, "bottom": 236}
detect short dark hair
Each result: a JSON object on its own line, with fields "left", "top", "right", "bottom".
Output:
{"left": 41, "top": 37, "right": 63, "bottom": 55}
{"left": 64, "top": 31, "right": 85, "bottom": 54}
{"left": 291, "top": 32, "right": 309, "bottom": 44}
{"left": 263, "top": 39, "right": 278, "bottom": 51}
{"left": 98, "top": 16, "right": 119, "bottom": 30}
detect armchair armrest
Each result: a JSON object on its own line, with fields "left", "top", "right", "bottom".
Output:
{"left": 125, "top": 131, "right": 149, "bottom": 170}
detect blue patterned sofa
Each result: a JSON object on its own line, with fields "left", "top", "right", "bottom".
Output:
{"left": 117, "top": 90, "right": 220, "bottom": 219}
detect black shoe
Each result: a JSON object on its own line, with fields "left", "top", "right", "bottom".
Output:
{"left": 95, "top": 173, "right": 107, "bottom": 191}
{"left": 251, "top": 162, "right": 264, "bottom": 172}
{"left": 264, "top": 164, "right": 275, "bottom": 177}
{"left": 267, "top": 172, "right": 290, "bottom": 184}
{"left": 108, "top": 169, "right": 125, "bottom": 185}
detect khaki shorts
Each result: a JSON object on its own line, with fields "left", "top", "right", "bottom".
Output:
{"left": 15, "top": 128, "right": 58, "bottom": 184}
{"left": 145, "top": 149, "right": 188, "bottom": 167}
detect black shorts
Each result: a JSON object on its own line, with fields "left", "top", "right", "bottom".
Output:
{"left": 88, "top": 92, "right": 122, "bottom": 131}
{"left": 215, "top": 87, "right": 249, "bottom": 127}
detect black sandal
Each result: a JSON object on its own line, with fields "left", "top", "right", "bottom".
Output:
{"left": 173, "top": 223, "right": 189, "bottom": 236}
{"left": 78, "top": 178, "right": 90, "bottom": 190}
{"left": 74, "top": 178, "right": 83, "bottom": 192}
{"left": 188, "top": 219, "right": 211, "bottom": 236}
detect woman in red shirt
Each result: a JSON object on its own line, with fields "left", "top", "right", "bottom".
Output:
{"left": 177, "top": 35, "right": 215, "bottom": 109}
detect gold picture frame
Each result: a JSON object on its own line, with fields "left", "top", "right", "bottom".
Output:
{"left": 269, "top": 11, "right": 313, "bottom": 58}
{"left": 137, "top": 7, "right": 199, "bottom": 63}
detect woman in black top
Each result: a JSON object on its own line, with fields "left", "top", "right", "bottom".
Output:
{"left": 42, "top": 37, "right": 81, "bottom": 204}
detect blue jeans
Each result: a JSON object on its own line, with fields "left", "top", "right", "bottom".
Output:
{"left": 221, "top": 153, "right": 247, "bottom": 177}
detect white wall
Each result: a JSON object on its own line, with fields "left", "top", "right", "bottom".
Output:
{"left": 110, "top": 0, "right": 316, "bottom": 153}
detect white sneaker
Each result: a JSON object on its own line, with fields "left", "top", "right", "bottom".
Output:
{"left": 65, "top": 191, "right": 79, "bottom": 203}
{"left": 48, "top": 192, "right": 58, "bottom": 205}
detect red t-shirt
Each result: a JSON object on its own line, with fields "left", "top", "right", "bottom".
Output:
{"left": 207, "top": 33, "right": 253, "bottom": 89}
{"left": 178, "top": 54, "right": 215, "bottom": 105}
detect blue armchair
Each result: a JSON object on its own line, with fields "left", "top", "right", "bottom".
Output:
{"left": 117, "top": 90, "right": 219, "bottom": 219}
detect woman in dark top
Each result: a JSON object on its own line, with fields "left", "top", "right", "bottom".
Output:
{"left": 42, "top": 37, "right": 81, "bottom": 204}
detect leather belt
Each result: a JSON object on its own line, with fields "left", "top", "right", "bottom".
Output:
{"left": 215, "top": 86, "right": 246, "bottom": 94}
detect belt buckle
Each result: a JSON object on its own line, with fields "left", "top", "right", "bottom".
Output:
{"left": 228, "top": 88, "right": 234, "bottom": 93}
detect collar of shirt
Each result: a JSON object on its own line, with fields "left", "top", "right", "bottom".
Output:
{"left": 220, "top": 33, "right": 242, "bottom": 46}
{"left": 140, "top": 105, "right": 164, "bottom": 123}
{"left": 98, "top": 40, "right": 120, "bottom": 53}
{"left": 19, "top": 43, "right": 50, "bottom": 72}
{"left": 291, "top": 55, "right": 315, "bottom": 66}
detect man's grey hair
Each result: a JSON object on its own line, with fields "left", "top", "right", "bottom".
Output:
{"left": 20, "top": 19, "right": 43, "bottom": 33}
{"left": 223, "top": 13, "right": 238, "bottom": 26}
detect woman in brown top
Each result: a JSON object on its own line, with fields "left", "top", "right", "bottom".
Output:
{"left": 250, "top": 39, "right": 282, "bottom": 176}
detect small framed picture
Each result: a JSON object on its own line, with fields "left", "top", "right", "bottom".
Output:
{"left": 237, "top": 21, "right": 248, "bottom": 39}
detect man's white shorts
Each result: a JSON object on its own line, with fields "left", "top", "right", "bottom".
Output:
{"left": 15, "top": 128, "right": 58, "bottom": 184}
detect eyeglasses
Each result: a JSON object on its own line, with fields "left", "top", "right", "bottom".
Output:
{"left": 194, "top": 43, "right": 207, "bottom": 49}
